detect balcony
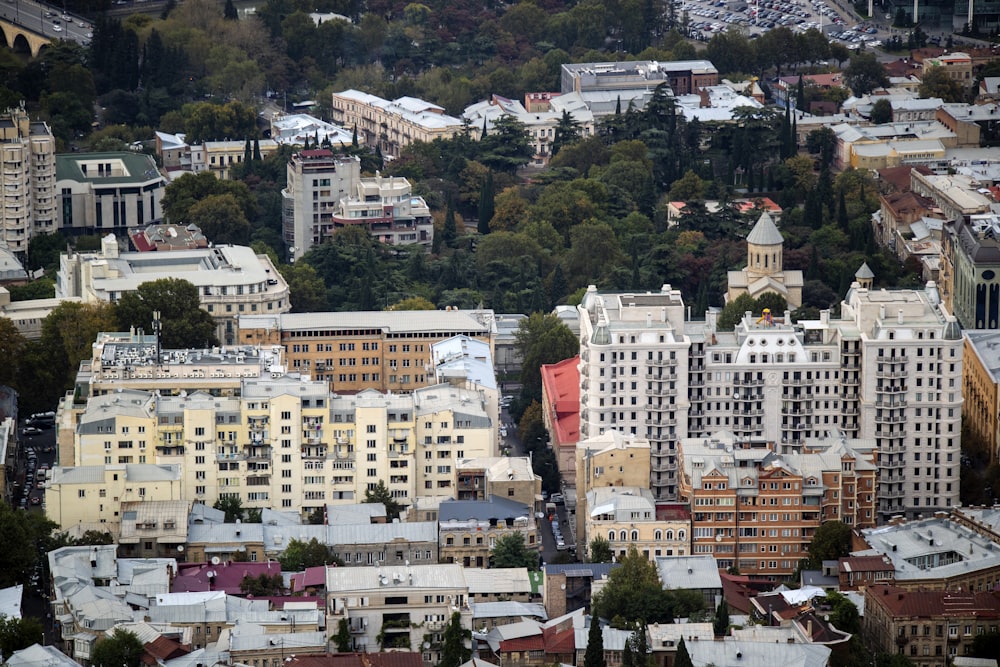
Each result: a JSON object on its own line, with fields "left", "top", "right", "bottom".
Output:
{"left": 648, "top": 358, "right": 678, "bottom": 367}
{"left": 645, "top": 418, "right": 677, "bottom": 427}
{"left": 874, "top": 412, "right": 906, "bottom": 424}
{"left": 781, "top": 407, "right": 812, "bottom": 416}
{"left": 876, "top": 355, "right": 909, "bottom": 364}
{"left": 877, "top": 384, "right": 907, "bottom": 394}
{"left": 244, "top": 445, "right": 272, "bottom": 460}
{"left": 734, "top": 408, "right": 763, "bottom": 416}
{"left": 650, "top": 387, "right": 678, "bottom": 397}
{"left": 733, "top": 377, "right": 764, "bottom": 386}
{"left": 876, "top": 370, "right": 907, "bottom": 379}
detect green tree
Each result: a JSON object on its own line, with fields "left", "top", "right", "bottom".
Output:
{"left": 491, "top": 533, "right": 538, "bottom": 569}
{"left": 805, "top": 127, "right": 836, "bottom": 167}
{"left": 675, "top": 637, "right": 693, "bottom": 667}
{"left": 825, "top": 591, "right": 860, "bottom": 635}
{"left": 387, "top": 296, "right": 436, "bottom": 310}
{"left": 807, "top": 520, "right": 852, "bottom": 568}
{"left": 713, "top": 600, "right": 730, "bottom": 637}
{"left": 0, "top": 319, "right": 27, "bottom": 388}
{"left": 212, "top": 497, "right": 245, "bottom": 522}
{"left": 584, "top": 618, "right": 605, "bottom": 667}
{"left": 364, "top": 480, "right": 404, "bottom": 520}
{"left": 333, "top": 618, "right": 352, "bottom": 652}
{"left": 91, "top": 628, "right": 144, "bottom": 667}
{"left": 844, "top": 52, "right": 889, "bottom": 96}
{"left": 717, "top": 293, "right": 757, "bottom": 331}
{"left": 0, "top": 615, "right": 44, "bottom": 659}
{"left": 240, "top": 573, "right": 283, "bottom": 595}
{"left": 442, "top": 198, "right": 458, "bottom": 248}
{"left": 869, "top": 98, "right": 893, "bottom": 124}
{"left": 918, "top": 65, "right": 965, "bottom": 103}
{"left": 667, "top": 169, "right": 705, "bottom": 202}
{"left": 593, "top": 547, "right": 693, "bottom": 625}
{"left": 279, "top": 538, "right": 333, "bottom": 571}
{"left": 279, "top": 262, "right": 330, "bottom": 313}
{"left": 515, "top": 312, "right": 579, "bottom": 403}
{"left": 223, "top": 0, "right": 238, "bottom": 19}
{"left": 116, "top": 278, "right": 218, "bottom": 349}
{"left": 971, "top": 630, "right": 1000, "bottom": 659}
{"left": 589, "top": 536, "right": 614, "bottom": 563}
{"left": 187, "top": 194, "right": 251, "bottom": 245}
{"left": 551, "top": 110, "right": 582, "bottom": 157}
{"left": 479, "top": 115, "right": 533, "bottom": 174}
{"left": 477, "top": 171, "right": 495, "bottom": 235}
{"left": 161, "top": 170, "right": 256, "bottom": 226}
{"left": 78, "top": 530, "right": 116, "bottom": 545}
{"left": 439, "top": 611, "right": 471, "bottom": 667}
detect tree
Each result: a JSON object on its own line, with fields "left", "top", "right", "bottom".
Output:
{"left": 713, "top": 600, "right": 730, "bottom": 637}
{"left": 442, "top": 198, "right": 458, "bottom": 248}
{"left": 551, "top": 110, "right": 582, "bottom": 157}
{"left": 807, "top": 520, "right": 852, "bottom": 568}
{"left": 161, "top": 170, "right": 256, "bottom": 226}
{"left": 918, "top": 65, "right": 965, "bottom": 103}
{"left": 0, "top": 318, "right": 27, "bottom": 388}
{"left": 91, "top": 628, "right": 144, "bottom": 667}
{"left": 667, "top": 169, "right": 705, "bottom": 202}
{"left": 589, "top": 536, "right": 614, "bottom": 563}
{"left": 593, "top": 547, "right": 700, "bottom": 626}
{"left": 869, "top": 98, "right": 893, "bottom": 124}
{"left": 387, "top": 296, "right": 436, "bottom": 310}
{"left": 516, "top": 312, "right": 579, "bottom": 403}
{"left": 717, "top": 293, "right": 757, "bottom": 331}
{"left": 333, "top": 618, "right": 352, "bottom": 652}
{"left": 675, "top": 637, "right": 693, "bottom": 667}
{"left": 116, "top": 278, "right": 218, "bottom": 349}
{"left": 491, "top": 533, "right": 538, "bottom": 569}
{"left": 78, "top": 530, "right": 116, "bottom": 545}
{"left": 279, "top": 538, "right": 333, "bottom": 571}
{"left": 439, "top": 611, "right": 471, "bottom": 667}
{"left": 240, "top": 573, "right": 283, "bottom": 595}
{"left": 479, "top": 115, "right": 533, "bottom": 174}
{"left": 187, "top": 194, "right": 251, "bottom": 245}
{"left": 0, "top": 615, "right": 44, "bottom": 659}
{"left": 223, "top": 0, "right": 238, "bottom": 20}
{"left": 844, "top": 52, "right": 889, "bottom": 96}
{"left": 364, "top": 480, "right": 404, "bottom": 520}
{"left": 213, "top": 496, "right": 246, "bottom": 522}
{"left": 806, "top": 127, "right": 836, "bottom": 168}
{"left": 825, "top": 591, "right": 860, "bottom": 635}
{"left": 477, "top": 170, "right": 495, "bottom": 234}
{"left": 280, "top": 262, "right": 330, "bottom": 313}
{"left": 584, "top": 618, "right": 605, "bottom": 667}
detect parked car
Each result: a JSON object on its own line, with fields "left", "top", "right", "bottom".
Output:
{"left": 22, "top": 427, "right": 42, "bottom": 436}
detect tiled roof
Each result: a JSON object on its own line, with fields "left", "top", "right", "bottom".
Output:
{"left": 540, "top": 356, "right": 580, "bottom": 445}
{"left": 839, "top": 555, "right": 894, "bottom": 572}
{"left": 867, "top": 585, "right": 1000, "bottom": 618}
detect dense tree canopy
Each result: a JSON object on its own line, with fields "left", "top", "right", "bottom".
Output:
{"left": 807, "top": 520, "right": 853, "bottom": 568}
{"left": 279, "top": 538, "right": 334, "bottom": 571}
{"left": 91, "top": 629, "right": 144, "bottom": 667}
{"left": 491, "top": 533, "right": 539, "bottom": 570}
{"left": 116, "top": 278, "right": 218, "bottom": 349}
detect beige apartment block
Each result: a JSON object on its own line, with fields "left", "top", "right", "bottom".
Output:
{"left": 0, "top": 106, "right": 56, "bottom": 253}
{"left": 583, "top": 486, "right": 689, "bottom": 562}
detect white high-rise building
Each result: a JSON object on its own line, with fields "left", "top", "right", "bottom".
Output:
{"left": 0, "top": 106, "right": 56, "bottom": 254}
{"left": 578, "top": 271, "right": 963, "bottom": 522}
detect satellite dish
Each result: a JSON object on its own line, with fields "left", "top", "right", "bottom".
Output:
{"left": 177, "top": 545, "right": 185, "bottom": 552}
{"left": 211, "top": 556, "right": 221, "bottom": 565}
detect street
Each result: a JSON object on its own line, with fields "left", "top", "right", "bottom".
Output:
{"left": 0, "top": 0, "right": 92, "bottom": 45}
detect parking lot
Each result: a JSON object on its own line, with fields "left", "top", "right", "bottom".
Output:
{"left": 683, "top": 0, "right": 847, "bottom": 39}
{"left": 13, "top": 413, "right": 57, "bottom": 514}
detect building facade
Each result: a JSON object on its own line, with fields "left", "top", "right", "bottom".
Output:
{"left": 577, "top": 274, "right": 963, "bottom": 521}
{"left": 238, "top": 309, "right": 496, "bottom": 395}
{"left": 962, "top": 331, "right": 1000, "bottom": 464}
{"left": 583, "top": 486, "right": 689, "bottom": 562}
{"left": 331, "top": 91, "right": 465, "bottom": 158}
{"left": 0, "top": 106, "right": 56, "bottom": 254}
{"left": 55, "top": 152, "right": 167, "bottom": 234}
{"left": 281, "top": 150, "right": 432, "bottom": 261}
{"left": 941, "top": 214, "right": 1000, "bottom": 329}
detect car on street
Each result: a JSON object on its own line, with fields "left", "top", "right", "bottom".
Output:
{"left": 51, "top": 25, "right": 62, "bottom": 31}
{"left": 550, "top": 493, "right": 564, "bottom": 504}
{"left": 22, "top": 427, "right": 42, "bottom": 436}
{"left": 556, "top": 540, "right": 567, "bottom": 550}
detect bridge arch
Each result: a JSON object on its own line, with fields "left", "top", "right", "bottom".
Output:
{"left": 0, "top": 19, "right": 52, "bottom": 58}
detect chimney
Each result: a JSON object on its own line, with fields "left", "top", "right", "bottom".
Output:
{"left": 898, "top": 309, "right": 904, "bottom": 324}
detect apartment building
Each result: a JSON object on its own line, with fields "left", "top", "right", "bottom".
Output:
{"left": 560, "top": 60, "right": 719, "bottom": 98}
{"left": 0, "top": 106, "right": 56, "bottom": 253}
{"left": 583, "top": 486, "right": 689, "bottom": 562}
{"left": 68, "top": 376, "right": 494, "bottom": 518}
{"left": 56, "top": 237, "right": 291, "bottom": 344}
{"left": 326, "top": 563, "right": 473, "bottom": 661}
{"left": 281, "top": 150, "right": 432, "bottom": 261}
{"left": 923, "top": 52, "right": 974, "bottom": 86}
{"left": 438, "top": 496, "right": 538, "bottom": 567}
{"left": 941, "top": 214, "right": 1000, "bottom": 329}
{"left": 455, "top": 456, "right": 541, "bottom": 508}
{"left": 540, "top": 356, "right": 580, "bottom": 486}
{"left": 331, "top": 90, "right": 465, "bottom": 158}
{"left": 864, "top": 584, "right": 1000, "bottom": 667}
{"left": 962, "top": 331, "right": 1000, "bottom": 464}
{"left": 677, "top": 432, "right": 877, "bottom": 577}
{"left": 238, "top": 309, "right": 496, "bottom": 395}
{"left": 577, "top": 267, "right": 964, "bottom": 520}
{"left": 45, "top": 463, "right": 183, "bottom": 533}
{"left": 154, "top": 132, "right": 281, "bottom": 178}
{"left": 55, "top": 152, "right": 167, "bottom": 233}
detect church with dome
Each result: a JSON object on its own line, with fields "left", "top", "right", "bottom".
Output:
{"left": 726, "top": 211, "right": 804, "bottom": 309}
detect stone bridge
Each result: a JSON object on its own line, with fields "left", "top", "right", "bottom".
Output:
{"left": 0, "top": 18, "right": 51, "bottom": 57}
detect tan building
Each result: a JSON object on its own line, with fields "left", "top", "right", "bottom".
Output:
{"left": 726, "top": 212, "right": 803, "bottom": 309}
{"left": 455, "top": 456, "right": 541, "bottom": 509}
{"left": 864, "top": 584, "right": 1000, "bottom": 667}
{"left": 238, "top": 310, "right": 496, "bottom": 395}
{"left": 45, "top": 464, "right": 183, "bottom": 535}
{"left": 0, "top": 105, "right": 56, "bottom": 253}
{"left": 574, "top": 431, "right": 651, "bottom": 551}
{"left": 331, "top": 90, "right": 465, "bottom": 158}
{"left": 583, "top": 486, "right": 689, "bottom": 561}
{"left": 439, "top": 496, "right": 538, "bottom": 567}
{"left": 117, "top": 499, "right": 190, "bottom": 558}
{"left": 962, "top": 331, "right": 1000, "bottom": 464}
{"left": 678, "top": 432, "right": 877, "bottom": 578}
{"left": 922, "top": 52, "right": 974, "bottom": 87}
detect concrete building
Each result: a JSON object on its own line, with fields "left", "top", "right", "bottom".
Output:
{"left": 45, "top": 464, "right": 184, "bottom": 534}
{"left": 55, "top": 152, "right": 167, "bottom": 234}
{"left": 455, "top": 456, "right": 541, "bottom": 509}
{"left": 438, "top": 496, "right": 538, "bottom": 567}
{"left": 0, "top": 292, "right": 80, "bottom": 340}
{"left": 962, "top": 330, "right": 1000, "bottom": 464}
{"left": 726, "top": 211, "right": 804, "bottom": 309}
{"left": 540, "top": 356, "right": 580, "bottom": 487}
{"left": 856, "top": 516, "right": 1000, "bottom": 591}
{"left": 583, "top": 486, "right": 689, "bottom": 562}
{"left": 56, "top": 237, "right": 291, "bottom": 344}
{"left": 941, "top": 214, "right": 1000, "bottom": 329}
{"left": 542, "top": 563, "right": 617, "bottom": 618}
{"left": 655, "top": 555, "right": 723, "bottom": 609}
{"left": 117, "top": 499, "right": 191, "bottom": 559}
{"left": 864, "top": 584, "right": 1000, "bottom": 667}
{"left": 67, "top": 376, "right": 494, "bottom": 518}
{"left": 238, "top": 309, "right": 496, "bottom": 395}
{"left": 577, "top": 271, "right": 964, "bottom": 520}
{"left": 0, "top": 106, "right": 56, "bottom": 254}
{"left": 154, "top": 132, "right": 281, "bottom": 179}
{"left": 281, "top": 150, "right": 432, "bottom": 261}
{"left": 560, "top": 60, "right": 719, "bottom": 98}
{"left": 129, "top": 223, "right": 208, "bottom": 252}
{"left": 677, "top": 432, "right": 877, "bottom": 577}
{"left": 331, "top": 91, "right": 465, "bottom": 158}
{"left": 270, "top": 112, "right": 355, "bottom": 147}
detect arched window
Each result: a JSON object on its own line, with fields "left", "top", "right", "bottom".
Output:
{"left": 655, "top": 530, "right": 663, "bottom": 541}
{"left": 631, "top": 530, "right": 639, "bottom": 541}
{"left": 619, "top": 530, "right": 627, "bottom": 542}
{"left": 608, "top": 531, "right": 615, "bottom": 542}
{"left": 665, "top": 530, "right": 673, "bottom": 540}
{"left": 678, "top": 530, "right": 686, "bottom": 541}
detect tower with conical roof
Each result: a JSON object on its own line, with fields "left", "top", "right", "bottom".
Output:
{"left": 855, "top": 262, "right": 874, "bottom": 290}
{"left": 726, "top": 211, "right": 803, "bottom": 309}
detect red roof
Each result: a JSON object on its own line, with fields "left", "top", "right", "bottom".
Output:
{"left": 141, "top": 636, "right": 191, "bottom": 665}
{"left": 839, "top": 556, "right": 895, "bottom": 573}
{"left": 736, "top": 197, "right": 782, "bottom": 214}
{"left": 172, "top": 561, "right": 282, "bottom": 595}
{"left": 868, "top": 585, "right": 1000, "bottom": 618}
{"left": 656, "top": 504, "right": 691, "bottom": 521}
{"left": 500, "top": 635, "right": 545, "bottom": 651}
{"left": 878, "top": 165, "right": 933, "bottom": 193}
{"left": 540, "top": 356, "right": 580, "bottom": 447}
{"left": 291, "top": 565, "right": 332, "bottom": 592}
{"left": 300, "top": 149, "right": 334, "bottom": 158}
{"left": 779, "top": 73, "right": 844, "bottom": 88}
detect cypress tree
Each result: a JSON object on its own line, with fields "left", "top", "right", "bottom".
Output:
{"left": 243, "top": 138, "right": 252, "bottom": 165}
{"left": 713, "top": 600, "right": 730, "bottom": 637}
{"left": 477, "top": 171, "right": 494, "bottom": 235}
{"left": 253, "top": 138, "right": 262, "bottom": 160}
{"left": 443, "top": 198, "right": 457, "bottom": 248}
{"left": 837, "top": 188, "right": 849, "bottom": 229}
{"left": 583, "top": 618, "right": 605, "bottom": 667}
{"left": 352, "top": 125, "right": 358, "bottom": 148}
{"left": 224, "top": 0, "right": 238, "bottom": 20}
{"left": 675, "top": 637, "right": 693, "bottom": 667}
{"left": 796, "top": 75, "right": 805, "bottom": 111}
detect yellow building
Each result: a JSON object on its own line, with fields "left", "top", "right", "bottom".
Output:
{"left": 455, "top": 456, "right": 541, "bottom": 509}
{"left": 238, "top": 310, "right": 496, "bottom": 395}
{"left": 574, "top": 431, "right": 651, "bottom": 553}
{"left": 584, "top": 486, "right": 689, "bottom": 561}
{"left": 45, "top": 463, "right": 183, "bottom": 533}
{"left": 202, "top": 139, "right": 280, "bottom": 179}
{"left": 331, "top": 90, "right": 465, "bottom": 158}
{"left": 962, "top": 331, "right": 1000, "bottom": 464}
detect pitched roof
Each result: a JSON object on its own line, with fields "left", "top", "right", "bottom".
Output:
{"left": 746, "top": 211, "right": 784, "bottom": 246}
{"left": 867, "top": 585, "right": 1000, "bottom": 618}
{"left": 855, "top": 263, "right": 875, "bottom": 280}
